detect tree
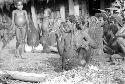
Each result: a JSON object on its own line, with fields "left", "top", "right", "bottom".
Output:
{"left": 60, "top": 5, "right": 65, "bottom": 22}
{"left": 81, "top": 0, "right": 88, "bottom": 16}
{"left": 68, "top": 0, "right": 74, "bottom": 15}
{"left": 74, "top": 0, "right": 79, "bottom": 16}
{"left": 31, "top": 0, "right": 38, "bottom": 31}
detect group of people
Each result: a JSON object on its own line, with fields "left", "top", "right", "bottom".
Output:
{"left": 7, "top": 0, "right": 101, "bottom": 70}
{"left": 53, "top": 10, "right": 125, "bottom": 70}
{"left": 1, "top": 0, "right": 125, "bottom": 70}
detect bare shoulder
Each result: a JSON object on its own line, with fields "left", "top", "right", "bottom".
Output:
{"left": 22, "top": 10, "right": 26, "bottom": 12}
{"left": 22, "top": 10, "right": 27, "bottom": 14}
{"left": 12, "top": 10, "right": 18, "bottom": 13}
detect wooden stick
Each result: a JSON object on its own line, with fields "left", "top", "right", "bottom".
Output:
{"left": 0, "top": 70, "right": 49, "bottom": 82}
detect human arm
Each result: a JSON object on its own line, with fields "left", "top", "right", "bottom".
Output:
{"left": 116, "top": 30, "right": 125, "bottom": 37}
{"left": 55, "top": 33, "right": 64, "bottom": 56}
{"left": 10, "top": 10, "right": 16, "bottom": 34}
{"left": 83, "top": 31, "right": 98, "bottom": 49}
{"left": 11, "top": 11, "right": 15, "bottom": 30}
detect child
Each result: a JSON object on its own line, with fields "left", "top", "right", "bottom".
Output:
{"left": 11, "top": 0, "right": 30, "bottom": 58}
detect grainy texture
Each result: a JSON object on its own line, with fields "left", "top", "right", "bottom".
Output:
{"left": 88, "top": 18, "right": 104, "bottom": 65}
{"left": 0, "top": 33, "right": 125, "bottom": 84}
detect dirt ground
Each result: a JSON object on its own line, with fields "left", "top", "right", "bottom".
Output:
{"left": 0, "top": 37, "right": 125, "bottom": 84}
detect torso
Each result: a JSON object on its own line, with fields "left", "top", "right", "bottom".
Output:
{"left": 63, "top": 33, "right": 73, "bottom": 52}
{"left": 14, "top": 10, "right": 27, "bottom": 27}
{"left": 42, "top": 17, "right": 50, "bottom": 32}
{"left": 63, "top": 32, "right": 77, "bottom": 58}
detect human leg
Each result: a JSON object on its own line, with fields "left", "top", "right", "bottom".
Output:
{"left": 21, "top": 27, "right": 27, "bottom": 54}
{"left": 15, "top": 27, "right": 21, "bottom": 57}
{"left": 77, "top": 48, "right": 87, "bottom": 66}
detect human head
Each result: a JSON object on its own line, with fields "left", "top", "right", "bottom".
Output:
{"left": 60, "top": 22, "right": 72, "bottom": 33}
{"left": 15, "top": 0, "right": 23, "bottom": 10}
{"left": 66, "top": 15, "right": 76, "bottom": 24}
{"left": 44, "top": 8, "right": 51, "bottom": 18}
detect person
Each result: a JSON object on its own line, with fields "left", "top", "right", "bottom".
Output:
{"left": 56, "top": 21, "right": 77, "bottom": 71}
{"left": 56, "top": 16, "right": 97, "bottom": 71}
{"left": 11, "top": 0, "right": 30, "bottom": 58}
{"left": 2, "top": 14, "right": 13, "bottom": 49}
{"left": 74, "top": 18, "right": 98, "bottom": 66}
{"left": 41, "top": 8, "right": 52, "bottom": 52}
{"left": 37, "top": 13, "right": 42, "bottom": 33}
{"left": 115, "top": 24, "right": 125, "bottom": 53}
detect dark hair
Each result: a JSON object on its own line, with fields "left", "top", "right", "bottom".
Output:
{"left": 14, "top": 0, "right": 23, "bottom": 6}
{"left": 67, "top": 15, "right": 76, "bottom": 23}
{"left": 109, "top": 24, "right": 118, "bottom": 34}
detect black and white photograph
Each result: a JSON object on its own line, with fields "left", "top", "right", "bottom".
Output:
{"left": 0, "top": 0, "right": 125, "bottom": 84}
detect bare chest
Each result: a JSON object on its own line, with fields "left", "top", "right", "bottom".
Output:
{"left": 14, "top": 11, "right": 27, "bottom": 27}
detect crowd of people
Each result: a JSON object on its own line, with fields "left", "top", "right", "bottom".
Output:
{"left": 39, "top": 5, "right": 125, "bottom": 70}
{"left": 0, "top": 0, "right": 125, "bottom": 70}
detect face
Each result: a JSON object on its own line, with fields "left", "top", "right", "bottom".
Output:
{"left": 16, "top": 2, "right": 23, "bottom": 10}
{"left": 98, "top": 17, "right": 105, "bottom": 25}
{"left": 61, "top": 22, "right": 71, "bottom": 33}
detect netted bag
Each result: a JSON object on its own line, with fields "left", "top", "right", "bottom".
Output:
{"left": 88, "top": 16, "right": 103, "bottom": 48}
{"left": 88, "top": 16, "right": 103, "bottom": 63}
{"left": 74, "top": 30, "right": 84, "bottom": 48}
{"left": 74, "top": 29, "right": 90, "bottom": 50}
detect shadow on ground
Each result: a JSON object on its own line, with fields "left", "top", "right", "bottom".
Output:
{"left": 47, "top": 58, "right": 63, "bottom": 72}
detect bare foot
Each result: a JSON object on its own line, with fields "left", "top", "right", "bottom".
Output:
{"left": 15, "top": 50, "right": 22, "bottom": 58}
{"left": 14, "top": 54, "right": 20, "bottom": 58}
{"left": 15, "top": 54, "right": 26, "bottom": 59}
